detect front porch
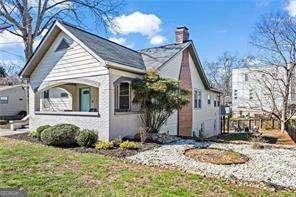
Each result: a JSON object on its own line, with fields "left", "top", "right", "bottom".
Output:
{"left": 29, "top": 78, "right": 109, "bottom": 138}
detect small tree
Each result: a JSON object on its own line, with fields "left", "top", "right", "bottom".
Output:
{"left": 0, "top": 66, "right": 6, "bottom": 77}
{"left": 132, "top": 69, "right": 191, "bottom": 133}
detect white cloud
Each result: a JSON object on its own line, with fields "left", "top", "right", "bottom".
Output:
{"left": 109, "top": 37, "right": 127, "bottom": 45}
{"left": 111, "top": 11, "right": 167, "bottom": 46}
{"left": 150, "top": 35, "right": 167, "bottom": 45}
{"left": 112, "top": 11, "right": 162, "bottom": 37}
{"left": 0, "top": 30, "right": 23, "bottom": 48}
{"left": 285, "top": 0, "right": 296, "bottom": 17}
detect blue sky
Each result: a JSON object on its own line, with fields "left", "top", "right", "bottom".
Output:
{"left": 0, "top": 0, "right": 294, "bottom": 73}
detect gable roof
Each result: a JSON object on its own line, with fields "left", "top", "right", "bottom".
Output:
{"left": 140, "top": 41, "right": 220, "bottom": 93}
{"left": 19, "top": 21, "right": 220, "bottom": 93}
{"left": 20, "top": 21, "right": 145, "bottom": 78}
{"left": 140, "top": 42, "right": 190, "bottom": 69}
{"left": 61, "top": 22, "right": 145, "bottom": 70}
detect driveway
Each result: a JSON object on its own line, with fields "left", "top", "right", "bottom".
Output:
{"left": 0, "top": 128, "right": 29, "bottom": 137}
{"left": 127, "top": 139, "right": 296, "bottom": 189}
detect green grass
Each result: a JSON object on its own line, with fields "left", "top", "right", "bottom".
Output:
{"left": 0, "top": 138, "right": 294, "bottom": 196}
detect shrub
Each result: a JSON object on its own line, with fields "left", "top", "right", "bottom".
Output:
{"left": 28, "top": 130, "right": 38, "bottom": 138}
{"left": 40, "top": 124, "right": 79, "bottom": 147}
{"left": 76, "top": 129, "right": 98, "bottom": 147}
{"left": 119, "top": 140, "right": 138, "bottom": 150}
{"left": 36, "top": 125, "right": 51, "bottom": 140}
{"left": 112, "top": 138, "right": 122, "bottom": 146}
{"left": 0, "top": 120, "right": 8, "bottom": 125}
{"left": 95, "top": 141, "right": 114, "bottom": 150}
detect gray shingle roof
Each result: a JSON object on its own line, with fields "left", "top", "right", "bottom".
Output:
{"left": 140, "top": 42, "right": 190, "bottom": 69}
{"left": 62, "top": 22, "right": 145, "bottom": 70}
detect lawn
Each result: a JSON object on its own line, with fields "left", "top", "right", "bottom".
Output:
{"left": 0, "top": 138, "right": 294, "bottom": 196}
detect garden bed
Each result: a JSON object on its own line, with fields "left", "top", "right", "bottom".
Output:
{"left": 184, "top": 148, "right": 249, "bottom": 165}
{"left": 4, "top": 132, "right": 159, "bottom": 158}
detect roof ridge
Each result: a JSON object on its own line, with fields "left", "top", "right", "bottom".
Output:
{"left": 60, "top": 21, "right": 142, "bottom": 55}
{"left": 139, "top": 41, "right": 190, "bottom": 51}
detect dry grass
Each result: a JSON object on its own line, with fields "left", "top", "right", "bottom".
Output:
{"left": 185, "top": 148, "right": 249, "bottom": 165}
{"left": 260, "top": 129, "right": 296, "bottom": 145}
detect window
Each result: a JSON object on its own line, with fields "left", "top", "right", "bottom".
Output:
{"left": 61, "top": 92, "right": 68, "bottom": 98}
{"left": 234, "top": 89, "right": 238, "bottom": 100}
{"left": 214, "top": 95, "right": 217, "bottom": 107}
{"left": 244, "top": 74, "right": 249, "bottom": 81}
{"left": 217, "top": 95, "right": 220, "bottom": 106}
{"left": 115, "top": 82, "right": 130, "bottom": 112}
{"left": 198, "top": 90, "right": 202, "bottom": 109}
{"left": 44, "top": 90, "right": 49, "bottom": 99}
{"left": 55, "top": 38, "right": 70, "bottom": 52}
{"left": 0, "top": 96, "right": 8, "bottom": 104}
{"left": 207, "top": 94, "right": 211, "bottom": 105}
{"left": 194, "top": 90, "right": 198, "bottom": 108}
{"left": 249, "top": 89, "right": 254, "bottom": 100}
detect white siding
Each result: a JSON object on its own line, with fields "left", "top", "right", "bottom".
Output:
{"left": 28, "top": 31, "right": 111, "bottom": 140}
{"left": 157, "top": 51, "right": 221, "bottom": 137}
{"left": 0, "top": 86, "right": 27, "bottom": 117}
{"left": 109, "top": 68, "right": 143, "bottom": 139}
{"left": 157, "top": 52, "right": 182, "bottom": 135}
{"left": 30, "top": 31, "right": 107, "bottom": 90}
{"left": 189, "top": 54, "right": 220, "bottom": 137}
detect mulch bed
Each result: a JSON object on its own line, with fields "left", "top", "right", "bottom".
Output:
{"left": 184, "top": 148, "right": 249, "bottom": 165}
{"left": 4, "top": 132, "right": 159, "bottom": 158}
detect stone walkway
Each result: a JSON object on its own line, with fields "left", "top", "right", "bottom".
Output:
{"left": 127, "top": 139, "right": 296, "bottom": 189}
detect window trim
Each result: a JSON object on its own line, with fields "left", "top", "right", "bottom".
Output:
{"left": 193, "top": 90, "right": 198, "bottom": 109}
{"left": 115, "top": 81, "right": 131, "bottom": 112}
{"left": 197, "top": 90, "right": 202, "bottom": 109}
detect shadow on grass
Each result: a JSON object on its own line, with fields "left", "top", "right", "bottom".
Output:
{"left": 217, "top": 133, "right": 278, "bottom": 144}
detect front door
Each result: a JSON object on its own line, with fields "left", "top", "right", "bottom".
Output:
{"left": 80, "top": 87, "right": 90, "bottom": 112}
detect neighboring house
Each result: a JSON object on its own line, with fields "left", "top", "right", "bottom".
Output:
{"left": 20, "top": 21, "right": 221, "bottom": 140}
{"left": 0, "top": 84, "right": 27, "bottom": 119}
{"left": 232, "top": 66, "right": 296, "bottom": 117}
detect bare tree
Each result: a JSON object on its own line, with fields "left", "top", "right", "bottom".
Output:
{"left": 205, "top": 52, "right": 239, "bottom": 105}
{"left": 250, "top": 13, "right": 296, "bottom": 131}
{"left": 0, "top": 0, "right": 122, "bottom": 61}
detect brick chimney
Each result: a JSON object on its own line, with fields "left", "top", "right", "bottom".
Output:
{"left": 175, "top": 26, "right": 189, "bottom": 43}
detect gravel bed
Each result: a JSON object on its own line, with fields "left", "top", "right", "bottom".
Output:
{"left": 127, "top": 139, "right": 296, "bottom": 189}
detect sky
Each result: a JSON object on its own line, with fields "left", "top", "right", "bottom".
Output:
{"left": 0, "top": 0, "right": 295, "bottom": 74}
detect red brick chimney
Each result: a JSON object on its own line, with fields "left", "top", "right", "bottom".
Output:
{"left": 175, "top": 26, "right": 189, "bottom": 43}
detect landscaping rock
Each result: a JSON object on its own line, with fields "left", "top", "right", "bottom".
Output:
{"left": 133, "top": 133, "right": 181, "bottom": 144}
{"left": 127, "top": 139, "right": 296, "bottom": 189}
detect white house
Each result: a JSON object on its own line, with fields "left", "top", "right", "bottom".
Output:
{"left": 232, "top": 66, "right": 296, "bottom": 117}
{"left": 20, "top": 21, "right": 221, "bottom": 140}
{"left": 0, "top": 85, "right": 27, "bottom": 119}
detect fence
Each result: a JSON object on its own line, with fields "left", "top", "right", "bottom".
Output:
{"left": 221, "top": 117, "right": 281, "bottom": 133}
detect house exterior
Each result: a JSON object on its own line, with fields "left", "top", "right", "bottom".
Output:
{"left": 20, "top": 21, "right": 221, "bottom": 140}
{"left": 232, "top": 66, "right": 296, "bottom": 118}
{"left": 0, "top": 85, "right": 27, "bottom": 119}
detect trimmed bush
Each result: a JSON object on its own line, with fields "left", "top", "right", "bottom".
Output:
{"left": 0, "top": 120, "right": 8, "bottom": 125}
{"left": 119, "top": 140, "right": 138, "bottom": 150}
{"left": 95, "top": 141, "right": 114, "bottom": 150}
{"left": 77, "top": 129, "right": 98, "bottom": 147}
{"left": 40, "top": 124, "right": 79, "bottom": 147}
{"left": 36, "top": 125, "right": 51, "bottom": 140}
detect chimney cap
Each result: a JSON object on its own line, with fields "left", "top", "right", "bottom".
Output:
{"left": 177, "top": 26, "right": 189, "bottom": 30}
